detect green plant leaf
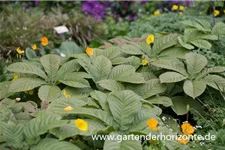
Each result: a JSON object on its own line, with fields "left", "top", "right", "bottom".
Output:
{"left": 110, "top": 65, "right": 145, "bottom": 84}
{"left": 212, "top": 22, "right": 225, "bottom": 36}
{"left": 203, "top": 75, "right": 225, "bottom": 91}
{"left": 178, "top": 36, "right": 194, "bottom": 50}
{"left": 9, "top": 78, "right": 46, "bottom": 92}
{"left": 24, "top": 114, "right": 68, "bottom": 143}
{"left": 128, "top": 79, "right": 167, "bottom": 99}
{"left": 56, "top": 60, "right": 81, "bottom": 80}
{"left": 151, "top": 59, "right": 187, "bottom": 75}
{"left": 25, "top": 48, "right": 38, "bottom": 60}
{"left": 152, "top": 34, "right": 178, "bottom": 55}
{"left": 0, "top": 122, "right": 24, "bottom": 149}
{"left": 103, "top": 132, "right": 142, "bottom": 150}
{"left": 120, "top": 43, "right": 144, "bottom": 55}
{"left": 50, "top": 119, "right": 107, "bottom": 140}
{"left": 147, "top": 96, "right": 173, "bottom": 107}
{"left": 98, "top": 79, "right": 125, "bottom": 91}
{"left": 159, "top": 46, "right": 190, "bottom": 59}
{"left": 196, "top": 66, "right": 225, "bottom": 79}
{"left": 59, "top": 41, "right": 83, "bottom": 55}
{"left": 102, "top": 47, "right": 122, "bottom": 60}
{"left": 185, "top": 53, "right": 208, "bottom": 77}
{"left": 183, "top": 80, "right": 206, "bottom": 99}
{"left": 59, "top": 73, "right": 90, "bottom": 88}
{"left": 0, "top": 81, "right": 12, "bottom": 99}
{"left": 90, "top": 90, "right": 110, "bottom": 113}
{"left": 107, "top": 90, "right": 142, "bottom": 131}
{"left": 38, "top": 85, "right": 61, "bottom": 102}
{"left": 40, "top": 54, "right": 61, "bottom": 81}
{"left": 159, "top": 72, "right": 187, "bottom": 83}
{"left": 7, "top": 62, "right": 47, "bottom": 79}
{"left": 190, "top": 40, "right": 212, "bottom": 50}
{"left": 30, "top": 138, "right": 81, "bottom": 150}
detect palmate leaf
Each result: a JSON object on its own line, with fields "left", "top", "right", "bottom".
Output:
{"left": 103, "top": 132, "right": 142, "bottom": 150}
{"left": 183, "top": 80, "right": 206, "bottom": 99}
{"left": 185, "top": 53, "right": 208, "bottom": 77}
{"left": 50, "top": 119, "right": 107, "bottom": 140}
{"left": 40, "top": 54, "right": 61, "bottom": 81}
{"left": 203, "top": 75, "right": 225, "bottom": 91}
{"left": 98, "top": 79, "right": 125, "bottom": 91}
{"left": 107, "top": 90, "right": 142, "bottom": 131}
{"left": 9, "top": 78, "right": 46, "bottom": 92}
{"left": 0, "top": 122, "right": 24, "bottom": 149}
{"left": 159, "top": 72, "right": 187, "bottom": 83}
{"left": 109, "top": 65, "right": 145, "bottom": 84}
{"left": 152, "top": 33, "right": 178, "bottom": 55}
{"left": 127, "top": 79, "right": 167, "bottom": 99}
{"left": 38, "top": 85, "right": 61, "bottom": 102}
{"left": 7, "top": 62, "right": 47, "bottom": 79}
{"left": 30, "top": 138, "right": 81, "bottom": 150}
{"left": 24, "top": 114, "right": 68, "bottom": 143}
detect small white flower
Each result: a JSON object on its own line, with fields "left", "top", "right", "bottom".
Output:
{"left": 60, "top": 53, "right": 66, "bottom": 57}
{"left": 15, "top": 98, "right": 21, "bottom": 101}
{"left": 162, "top": 116, "right": 167, "bottom": 121}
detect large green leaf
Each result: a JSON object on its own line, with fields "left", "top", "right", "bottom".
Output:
{"left": 171, "top": 96, "right": 203, "bottom": 115}
{"left": 159, "top": 46, "right": 190, "bottom": 59}
{"left": 151, "top": 59, "right": 187, "bottom": 75}
{"left": 183, "top": 80, "right": 206, "bottom": 99}
{"left": 90, "top": 91, "right": 110, "bottom": 113}
{"left": 9, "top": 78, "right": 46, "bottom": 92}
{"left": 185, "top": 53, "right": 208, "bottom": 77}
{"left": 107, "top": 90, "right": 142, "bottom": 131}
{"left": 196, "top": 66, "right": 225, "bottom": 80}
{"left": 59, "top": 73, "right": 90, "bottom": 88}
{"left": 24, "top": 114, "right": 68, "bottom": 143}
{"left": 152, "top": 34, "right": 178, "bottom": 55}
{"left": 181, "top": 20, "right": 210, "bottom": 32}
{"left": 49, "top": 107, "right": 113, "bottom": 126}
{"left": 50, "top": 119, "right": 107, "bottom": 140}
{"left": 159, "top": 72, "right": 187, "bottom": 83}
{"left": 203, "top": 75, "right": 225, "bottom": 91}
{"left": 110, "top": 65, "right": 145, "bottom": 84}
{"left": 103, "top": 132, "right": 142, "bottom": 150}
{"left": 40, "top": 54, "right": 61, "bottom": 81}
{"left": 190, "top": 40, "right": 212, "bottom": 50}
{"left": 212, "top": 22, "right": 225, "bottom": 36}
{"left": 0, "top": 122, "right": 24, "bottom": 149}
{"left": 147, "top": 96, "right": 173, "bottom": 107}
{"left": 120, "top": 43, "right": 144, "bottom": 55}
{"left": 178, "top": 36, "right": 194, "bottom": 50}
{"left": 102, "top": 47, "right": 121, "bottom": 60}
{"left": 30, "top": 138, "right": 81, "bottom": 150}
{"left": 25, "top": 48, "right": 38, "bottom": 60}
{"left": 0, "top": 81, "right": 12, "bottom": 99}
{"left": 38, "top": 85, "right": 61, "bottom": 102}
{"left": 98, "top": 79, "right": 125, "bottom": 92}
{"left": 128, "top": 79, "right": 167, "bottom": 99}
{"left": 56, "top": 60, "right": 81, "bottom": 80}
{"left": 59, "top": 41, "right": 83, "bottom": 55}
{"left": 7, "top": 62, "right": 47, "bottom": 79}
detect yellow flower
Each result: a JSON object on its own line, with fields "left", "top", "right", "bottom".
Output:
{"left": 86, "top": 47, "right": 94, "bottom": 56}
{"left": 142, "top": 59, "right": 148, "bottom": 66}
{"left": 179, "top": 5, "right": 184, "bottom": 11}
{"left": 172, "top": 5, "right": 178, "bottom": 10}
{"left": 16, "top": 47, "right": 24, "bottom": 55}
{"left": 146, "top": 34, "right": 154, "bottom": 45}
{"left": 32, "top": 44, "right": 37, "bottom": 50}
{"left": 63, "top": 90, "right": 71, "bottom": 99}
{"left": 74, "top": 119, "right": 88, "bottom": 131}
{"left": 12, "top": 75, "right": 18, "bottom": 81}
{"left": 224, "top": 10, "right": 225, "bottom": 14}
{"left": 178, "top": 135, "right": 189, "bottom": 144}
{"left": 147, "top": 118, "right": 159, "bottom": 131}
{"left": 154, "top": 10, "right": 160, "bottom": 16}
{"left": 64, "top": 106, "right": 73, "bottom": 111}
{"left": 41, "top": 37, "right": 48, "bottom": 46}
{"left": 181, "top": 122, "right": 195, "bottom": 135}
{"left": 214, "top": 10, "right": 220, "bottom": 17}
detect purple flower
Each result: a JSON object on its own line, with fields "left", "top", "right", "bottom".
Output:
{"left": 34, "top": 1, "right": 40, "bottom": 7}
{"left": 141, "top": 0, "right": 147, "bottom": 5}
{"left": 82, "top": 1, "right": 106, "bottom": 20}
{"left": 129, "top": 14, "right": 135, "bottom": 21}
